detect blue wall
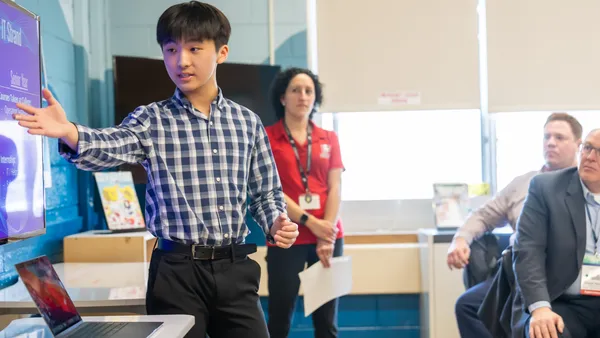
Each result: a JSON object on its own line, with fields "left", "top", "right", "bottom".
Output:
{"left": 258, "top": 295, "right": 421, "bottom": 338}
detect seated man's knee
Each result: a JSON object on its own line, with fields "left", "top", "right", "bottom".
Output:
{"left": 455, "top": 290, "right": 474, "bottom": 316}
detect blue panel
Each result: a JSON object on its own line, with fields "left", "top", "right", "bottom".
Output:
{"left": 290, "top": 30, "right": 307, "bottom": 58}
{"left": 337, "top": 295, "right": 379, "bottom": 327}
{"left": 46, "top": 80, "right": 78, "bottom": 121}
{"left": 274, "top": 0, "right": 306, "bottom": 25}
{"left": 260, "top": 295, "right": 421, "bottom": 338}
{"left": 42, "top": 37, "right": 76, "bottom": 85}
{"left": 45, "top": 165, "right": 78, "bottom": 210}
{"left": 245, "top": 211, "right": 266, "bottom": 246}
{"left": 38, "top": 0, "right": 73, "bottom": 43}
{"left": 378, "top": 294, "right": 421, "bottom": 327}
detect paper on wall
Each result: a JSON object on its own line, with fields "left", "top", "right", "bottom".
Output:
{"left": 378, "top": 91, "right": 421, "bottom": 105}
{"left": 298, "top": 256, "right": 353, "bottom": 317}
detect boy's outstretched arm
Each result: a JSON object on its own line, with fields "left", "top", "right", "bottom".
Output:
{"left": 14, "top": 88, "right": 150, "bottom": 171}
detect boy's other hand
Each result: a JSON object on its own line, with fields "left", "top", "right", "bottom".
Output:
{"left": 270, "top": 213, "right": 299, "bottom": 249}
{"left": 14, "top": 89, "right": 73, "bottom": 139}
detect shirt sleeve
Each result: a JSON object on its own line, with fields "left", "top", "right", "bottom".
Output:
{"left": 453, "top": 175, "right": 523, "bottom": 244}
{"left": 247, "top": 120, "right": 287, "bottom": 236}
{"left": 59, "top": 106, "right": 152, "bottom": 171}
{"left": 328, "top": 131, "right": 345, "bottom": 171}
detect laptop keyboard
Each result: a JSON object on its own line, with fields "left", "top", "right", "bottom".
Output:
{"left": 63, "top": 322, "right": 128, "bottom": 337}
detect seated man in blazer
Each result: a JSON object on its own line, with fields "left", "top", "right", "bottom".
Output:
{"left": 513, "top": 128, "right": 600, "bottom": 338}
{"left": 449, "top": 113, "right": 582, "bottom": 338}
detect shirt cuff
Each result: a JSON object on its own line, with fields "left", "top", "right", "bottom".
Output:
{"left": 453, "top": 231, "right": 474, "bottom": 245}
{"left": 528, "top": 301, "right": 551, "bottom": 314}
{"left": 58, "top": 124, "right": 92, "bottom": 161}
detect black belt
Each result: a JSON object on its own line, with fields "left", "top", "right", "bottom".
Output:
{"left": 157, "top": 238, "right": 257, "bottom": 260}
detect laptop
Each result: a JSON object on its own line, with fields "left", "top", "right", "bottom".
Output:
{"left": 15, "top": 255, "right": 163, "bottom": 337}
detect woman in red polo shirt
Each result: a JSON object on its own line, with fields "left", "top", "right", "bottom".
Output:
{"left": 265, "top": 67, "right": 344, "bottom": 338}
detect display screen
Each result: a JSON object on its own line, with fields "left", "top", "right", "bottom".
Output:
{"left": 16, "top": 256, "right": 82, "bottom": 335}
{"left": 0, "top": 0, "right": 44, "bottom": 240}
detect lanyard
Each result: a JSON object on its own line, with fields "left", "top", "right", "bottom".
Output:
{"left": 585, "top": 202, "right": 600, "bottom": 255}
{"left": 283, "top": 121, "right": 312, "bottom": 197}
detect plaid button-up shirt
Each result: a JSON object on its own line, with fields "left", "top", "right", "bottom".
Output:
{"left": 60, "top": 88, "right": 286, "bottom": 246}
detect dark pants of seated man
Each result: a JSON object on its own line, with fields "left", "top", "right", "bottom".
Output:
{"left": 525, "top": 294, "right": 600, "bottom": 338}
{"left": 455, "top": 278, "right": 493, "bottom": 338}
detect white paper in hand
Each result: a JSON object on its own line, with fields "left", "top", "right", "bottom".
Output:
{"left": 298, "top": 256, "right": 353, "bottom": 317}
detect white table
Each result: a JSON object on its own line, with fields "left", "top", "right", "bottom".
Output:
{"left": 0, "top": 314, "right": 194, "bottom": 337}
{"left": 0, "top": 262, "right": 149, "bottom": 315}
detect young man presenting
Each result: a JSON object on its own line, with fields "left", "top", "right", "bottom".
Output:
{"left": 14, "top": 2, "right": 298, "bottom": 337}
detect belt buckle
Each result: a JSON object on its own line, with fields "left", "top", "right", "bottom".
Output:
{"left": 191, "top": 245, "right": 215, "bottom": 260}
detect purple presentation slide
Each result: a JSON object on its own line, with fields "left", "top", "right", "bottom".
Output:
{"left": 0, "top": 1, "right": 44, "bottom": 240}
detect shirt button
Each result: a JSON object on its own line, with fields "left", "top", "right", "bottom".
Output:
{"left": 224, "top": 233, "right": 229, "bottom": 238}
{"left": 209, "top": 121, "right": 213, "bottom": 126}
{"left": 216, "top": 177, "right": 221, "bottom": 182}
{"left": 213, "top": 149, "right": 218, "bottom": 154}
{"left": 219, "top": 206, "right": 224, "bottom": 211}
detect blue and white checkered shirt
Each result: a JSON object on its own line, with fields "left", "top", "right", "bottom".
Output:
{"left": 59, "top": 88, "right": 286, "bottom": 246}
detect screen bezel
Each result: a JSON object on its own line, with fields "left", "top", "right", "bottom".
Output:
{"left": 15, "top": 255, "right": 83, "bottom": 335}
{"left": 0, "top": 0, "right": 47, "bottom": 241}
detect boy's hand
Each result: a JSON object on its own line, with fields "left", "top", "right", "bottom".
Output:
{"left": 270, "top": 213, "right": 299, "bottom": 248}
{"left": 14, "top": 89, "right": 74, "bottom": 139}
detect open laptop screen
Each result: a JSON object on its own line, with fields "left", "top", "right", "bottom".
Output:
{"left": 15, "top": 256, "right": 81, "bottom": 335}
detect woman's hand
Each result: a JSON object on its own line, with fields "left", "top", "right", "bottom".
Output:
{"left": 316, "top": 239, "right": 334, "bottom": 268}
{"left": 306, "top": 217, "right": 337, "bottom": 243}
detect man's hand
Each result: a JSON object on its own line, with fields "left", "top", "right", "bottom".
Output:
{"left": 447, "top": 237, "right": 470, "bottom": 270}
{"left": 306, "top": 217, "right": 337, "bottom": 243}
{"left": 316, "top": 239, "right": 334, "bottom": 268}
{"left": 270, "top": 213, "right": 299, "bottom": 248}
{"left": 529, "top": 307, "right": 564, "bottom": 338}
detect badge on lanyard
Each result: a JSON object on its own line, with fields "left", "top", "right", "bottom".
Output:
{"left": 299, "top": 193, "right": 320, "bottom": 210}
{"left": 284, "top": 121, "right": 320, "bottom": 211}
{"left": 581, "top": 253, "right": 600, "bottom": 296}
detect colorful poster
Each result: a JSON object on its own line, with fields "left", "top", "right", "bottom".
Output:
{"left": 93, "top": 171, "right": 145, "bottom": 231}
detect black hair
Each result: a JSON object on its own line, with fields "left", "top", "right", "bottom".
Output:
{"left": 156, "top": 1, "right": 231, "bottom": 50}
{"left": 269, "top": 67, "right": 323, "bottom": 121}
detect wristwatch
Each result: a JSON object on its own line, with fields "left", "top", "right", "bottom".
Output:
{"left": 299, "top": 213, "right": 309, "bottom": 225}
{"left": 266, "top": 233, "right": 275, "bottom": 244}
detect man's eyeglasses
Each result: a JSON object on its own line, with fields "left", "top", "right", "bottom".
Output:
{"left": 580, "top": 143, "right": 600, "bottom": 157}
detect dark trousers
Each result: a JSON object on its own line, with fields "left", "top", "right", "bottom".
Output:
{"left": 145, "top": 249, "right": 268, "bottom": 338}
{"left": 455, "top": 278, "right": 493, "bottom": 338}
{"left": 525, "top": 295, "right": 600, "bottom": 338}
{"left": 267, "top": 238, "right": 344, "bottom": 338}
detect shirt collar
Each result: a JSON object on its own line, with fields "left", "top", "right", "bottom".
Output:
{"left": 581, "top": 179, "right": 600, "bottom": 205}
{"left": 173, "top": 87, "right": 226, "bottom": 111}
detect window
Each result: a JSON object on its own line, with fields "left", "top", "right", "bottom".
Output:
{"left": 320, "top": 110, "right": 483, "bottom": 201}
{"left": 493, "top": 111, "right": 600, "bottom": 191}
